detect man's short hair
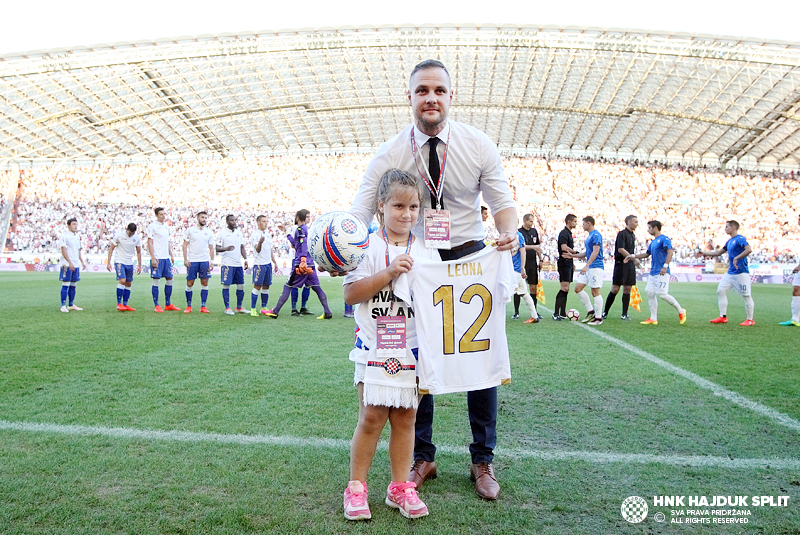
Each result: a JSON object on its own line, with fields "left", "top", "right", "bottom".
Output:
{"left": 66, "top": 217, "right": 77, "bottom": 226}
{"left": 523, "top": 213, "right": 534, "bottom": 221}
{"left": 647, "top": 220, "right": 662, "bottom": 230}
{"left": 410, "top": 59, "right": 450, "bottom": 84}
{"left": 196, "top": 211, "right": 207, "bottom": 217}
{"left": 126, "top": 223, "right": 137, "bottom": 233}
{"left": 225, "top": 214, "right": 235, "bottom": 221}
{"left": 481, "top": 206, "right": 488, "bottom": 212}
{"left": 624, "top": 214, "right": 637, "bottom": 225}
{"left": 565, "top": 213, "right": 577, "bottom": 223}
{"left": 583, "top": 216, "right": 595, "bottom": 226}
{"left": 726, "top": 220, "right": 740, "bottom": 230}
{"left": 296, "top": 209, "right": 310, "bottom": 223}
{"left": 256, "top": 215, "right": 266, "bottom": 222}
{"left": 154, "top": 207, "right": 164, "bottom": 216}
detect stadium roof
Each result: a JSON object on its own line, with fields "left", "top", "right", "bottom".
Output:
{"left": 1, "top": 25, "right": 799, "bottom": 169}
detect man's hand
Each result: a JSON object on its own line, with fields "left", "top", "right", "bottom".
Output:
{"left": 521, "top": 267, "right": 527, "bottom": 280}
{"left": 496, "top": 232, "right": 516, "bottom": 251}
{"left": 106, "top": 263, "right": 112, "bottom": 272}
{"left": 732, "top": 257, "right": 739, "bottom": 270}
{"left": 319, "top": 265, "right": 343, "bottom": 277}
{"left": 660, "top": 267, "right": 667, "bottom": 276}
{"left": 151, "top": 258, "right": 158, "bottom": 268}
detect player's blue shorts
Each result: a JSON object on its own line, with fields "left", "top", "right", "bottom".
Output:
{"left": 252, "top": 264, "right": 273, "bottom": 286}
{"left": 115, "top": 263, "right": 134, "bottom": 281}
{"left": 151, "top": 258, "right": 173, "bottom": 279}
{"left": 220, "top": 265, "right": 244, "bottom": 285}
{"left": 186, "top": 261, "right": 212, "bottom": 281}
{"left": 59, "top": 266, "right": 80, "bottom": 282}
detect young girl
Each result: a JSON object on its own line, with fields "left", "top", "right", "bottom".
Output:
{"left": 342, "top": 168, "right": 438, "bottom": 520}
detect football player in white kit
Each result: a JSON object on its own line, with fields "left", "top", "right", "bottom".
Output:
{"left": 250, "top": 214, "right": 280, "bottom": 317}
{"left": 58, "top": 218, "right": 86, "bottom": 313}
{"left": 107, "top": 222, "right": 142, "bottom": 311}
{"left": 779, "top": 214, "right": 800, "bottom": 327}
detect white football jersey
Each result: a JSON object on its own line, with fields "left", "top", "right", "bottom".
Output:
{"left": 58, "top": 231, "right": 81, "bottom": 266}
{"left": 184, "top": 226, "right": 214, "bottom": 262}
{"left": 250, "top": 229, "right": 273, "bottom": 266}
{"left": 397, "top": 246, "right": 515, "bottom": 395}
{"left": 112, "top": 230, "right": 142, "bottom": 265}
{"left": 217, "top": 227, "right": 245, "bottom": 267}
{"left": 147, "top": 221, "right": 171, "bottom": 260}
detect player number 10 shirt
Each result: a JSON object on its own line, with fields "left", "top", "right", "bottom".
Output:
{"left": 397, "top": 246, "right": 515, "bottom": 395}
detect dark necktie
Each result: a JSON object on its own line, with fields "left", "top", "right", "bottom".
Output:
{"left": 428, "top": 137, "right": 441, "bottom": 209}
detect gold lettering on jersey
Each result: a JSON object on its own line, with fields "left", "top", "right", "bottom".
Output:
{"left": 447, "top": 262, "right": 483, "bottom": 277}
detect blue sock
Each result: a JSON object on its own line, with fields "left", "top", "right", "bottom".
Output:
{"left": 60, "top": 285, "right": 69, "bottom": 306}
{"left": 251, "top": 290, "right": 259, "bottom": 309}
{"left": 222, "top": 288, "right": 230, "bottom": 308}
{"left": 68, "top": 285, "right": 76, "bottom": 306}
{"left": 123, "top": 288, "right": 131, "bottom": 305}
{"left": 152, "top": 284, "right": 159, "bottom": 306}
{"left": 201, "top": 287, "right": 208, "bottom": 306}
{"left": 301, "top": 287, "right": 310, "bottom": 308}
{"left": 291, "top": 287, "right": 299, "bottom": 310}
{"left": 164, "top": 282, "right": 173, "bottom": 305}
{"left": 261, "top": 290, "right": 269, "bottom": 308}
{"left": 236, "top": 289, "right": 244, "bottom": 309}
{"left": 116, "top": 285, "right": 124, "bottom": 304}
{"left": 185, "top": 288, "right": 193, "bottom": 307}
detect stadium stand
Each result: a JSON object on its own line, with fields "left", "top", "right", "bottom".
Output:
{"left": 3, "top": 156, "right": 798, "bottom": 266}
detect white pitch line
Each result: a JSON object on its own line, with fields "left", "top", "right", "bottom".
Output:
{"left": 2, "top": 419, "right": 799, "bottom": 470}
{"left": 539, "top": 305, "right": 800, "bottom": 434}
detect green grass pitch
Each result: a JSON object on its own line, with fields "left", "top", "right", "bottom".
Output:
{"left": 0, "top": 272, "right": 798, "bottom": 534}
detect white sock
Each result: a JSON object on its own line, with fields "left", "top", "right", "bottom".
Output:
{"left": 252, "top": 289, "right": 259, "bottom": 297}
{"left": 792, "top": 296, "right": 800, "bottom": 322}
{"left": 717, "top": 291, "right": 728, "bottom": 316}
{"left": 661, "top": 293, "right": 681, "bottom": 312}
{"left": 743, "top": 295, "right": 754, "bottom": 321}
{"left": 577, "top": 290, "right": 592, "bottom": 312}
{"left": 523, "top": 293, "right": 537, "bottom": 318}
{"left": 185, "top": 286, "right": 192, "bottom": 293}
{"left": 593, "top": 294, "right": 603, "bottom": 319}
{"left": 648, "top": 291, "right": 658, "bottom": 321}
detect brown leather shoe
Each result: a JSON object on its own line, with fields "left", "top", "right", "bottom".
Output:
{"left": 470, "top": 462, "right": 500, "bottom": 500}
{"left": 408, "top": 459, "right": 437, "bottom": 488}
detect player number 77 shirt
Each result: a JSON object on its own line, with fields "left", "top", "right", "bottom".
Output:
{"left": 395, "top": 246, "right": 515, "bottom": 395}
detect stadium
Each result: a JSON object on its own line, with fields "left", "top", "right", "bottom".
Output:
{"left": 1, "top": 9, "right": 799, "bottom": 535}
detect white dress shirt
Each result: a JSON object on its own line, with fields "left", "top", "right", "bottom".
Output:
{"left": 350, "top": 120, "right": 515, "bottom": 248}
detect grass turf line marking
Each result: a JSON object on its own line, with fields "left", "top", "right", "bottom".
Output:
{"left": 539, "top": 305, "right": 800, "bottom": 434}
{"left": 1, "top": 419, "right": 799, "bottom": 470}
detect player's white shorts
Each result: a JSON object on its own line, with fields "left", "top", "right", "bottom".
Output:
{"left": 575, "top": 267, "right": 604, "bottom": 289}
{"left": 513, "top": 272, "right": 531, "bottom": 296}
{"left": 718, "top": 273, "right": 751, "bottom": 297}
{"left": 793, "top": 270, "right": 800, "bottom": 287}
{"left": 645, "top": 273, "right": 670, "bottom": 295}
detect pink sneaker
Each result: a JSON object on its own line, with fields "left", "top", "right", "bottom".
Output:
{"left": 343, "top": 480, "right": 371, "bottom": 521}
{"left": 385, "top": 481, "right": 429, "bottom": 519}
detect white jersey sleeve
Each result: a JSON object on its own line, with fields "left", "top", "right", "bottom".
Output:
{"left": 399, "top": 246, "right": 515, "bottom": 394}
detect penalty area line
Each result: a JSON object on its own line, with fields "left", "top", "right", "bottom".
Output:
{"left": 538, "top": 305, "right": 800, "bottom": 435}
{"left": 1, "top": 419, "right": 799, "bottom": 470}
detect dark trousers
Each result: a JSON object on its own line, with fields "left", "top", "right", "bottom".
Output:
{"left": 414, "top": 240, "right": 497, "bottom": 464}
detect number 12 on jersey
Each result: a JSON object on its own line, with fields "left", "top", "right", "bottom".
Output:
{"left": 432, "top": 283, "right": 492, "bottom": 354}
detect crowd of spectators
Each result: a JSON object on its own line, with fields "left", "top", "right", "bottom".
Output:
{"left": 4, "top": 155, "right": 799, "bottom": 266}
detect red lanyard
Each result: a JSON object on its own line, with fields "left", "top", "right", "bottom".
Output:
{"left": 410, "top": 127, "right": 450, "bottom": 208}
{"left": 382, "top": 227, "right": 412, "bottom": 315}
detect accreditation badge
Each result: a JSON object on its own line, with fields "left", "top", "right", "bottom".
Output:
{"left": 424, "top": 208, "right": 451, "bottom": 249}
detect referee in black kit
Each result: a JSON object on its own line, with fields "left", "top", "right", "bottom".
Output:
{"left": 603, "top": 215, "right": 639, "bottom": 320}
{"left": 552, "top": 214, "right": 578, "bottom": 319}
{"left": 518, "top": 213, "right": 543, "bottom": 315}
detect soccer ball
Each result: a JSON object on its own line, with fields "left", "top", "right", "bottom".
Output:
{"left": 308, "top": 211, "right": 370, "bottom": 272}
{"left": 566, "top": 309, "right": 580, "bottom": 321}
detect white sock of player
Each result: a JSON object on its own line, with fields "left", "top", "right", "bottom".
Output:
{"left": 648, "top": 291, "right": 658, "bottom": 321}
{"left": 717, "top": 290, "right": 728, "bottom": 316}
{"left": 661, "top": 293, "right": 681, "bottom": 312}
{"left": 577, "top": 290, "right": 592, "bottom": 312}
{"left": 522, "top": 293, "right": 537, "bottom": 318}
{"left": 593, "top": 294, "right": 603, "bottom": 319}
{"left": 792, "top": 296, "right": 800, "bottom": 322}
{"left": 743, "top": 295, "right": 755, "bottom": 321}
